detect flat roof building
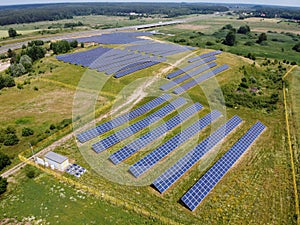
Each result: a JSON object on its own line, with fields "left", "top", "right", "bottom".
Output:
{"left": 44, "top": 151, "right": 69, "bottom": 171}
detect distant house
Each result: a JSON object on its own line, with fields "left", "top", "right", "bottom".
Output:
{"left": 44, "top": 151, "right": 69, "bottom": 171}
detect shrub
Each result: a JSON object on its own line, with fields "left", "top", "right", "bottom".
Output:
{"left": 0, "top": 75, "right": 15, "bottom": 90}
{"left": 49, "top": 124, "right": 56, "bottom": 130}
{"left": 0, "top": 176, "right": 8, "bottom": 195}
{"left": 0, "top": 152, "right": 11, "bottom": 171}
{"left": 22, "top": 127, "right": 34, "bottom": 137}
{"left": 292, "top": 42, "right": 300, "bottom": 52}
{"left": 26, "top": 170, "right": 35, "bottom": 179}
{"left": 3, "top": 133, "right": 19, "bottom": 146}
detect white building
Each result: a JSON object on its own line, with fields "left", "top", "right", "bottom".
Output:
{"left": 44, "top": 151, "right": 69, "bottom": 171}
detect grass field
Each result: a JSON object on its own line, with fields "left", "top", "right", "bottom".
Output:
{"left": 34, "top": 50, "right": 295, "bottom": 223}
{"left": 0, "top": 55, "right": 110, "bottom": 164}
{"left": 0, "top": 168, "right": 154, "bottom": 225}
{"left": 287, "top": 66, "right": 300, "bottom": 206}
{"left": 156, "top": 15, "right": 300, "bottom": 65}
{"left": 0, "top": 16, "right": 298, "bottom": 224}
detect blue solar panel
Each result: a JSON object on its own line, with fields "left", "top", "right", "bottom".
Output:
{"left": 188, "top": 50, "right": 222, "bottom": 63}
{"left": 173, "top": 64, "right": 229, "bottom": 95}
{"left": 114, "top": 61, "right": 162, "bottom": 78}
{"left": 160, "top": 62, "right": 217, "bottom": 91}
{"left": 152, "top": 115, "right": 242, "bottom": 194}
{"left": 181, "top": 121, "right": 266, "bottom": 211}
{"left": 128, "top": 110, "right": 222, "bottom": 178}
{"left": 109, "top": 103, "right": 204, "bottom": 165}
{"left": 56, "top": 47, "right": 112, "bottom": 66}
{"left": 76, "top": 94, "right": 171, "bottom": 143}
{"left": 126, "top": 41, "right": 191, "bottom": 57}
{"left": 92, "top": 97, "right": 187, "bottom": 153}
{"left": 69, "top": 32, "right": 153, "bottom": 45}
{"left": 166, "top": 56, "right": 217, "bottom": 79}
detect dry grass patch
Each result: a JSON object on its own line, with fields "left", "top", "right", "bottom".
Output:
{"left": 175, "top": 24, "right": 211, "bottom": 31}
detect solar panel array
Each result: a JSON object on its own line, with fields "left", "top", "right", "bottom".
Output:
{"left": 114, "top": 61, "right": 161, "bottom": 78}
{"left": 188, "top": 50, "right": 222, "bottom": 63}
{"left": 57, "top": 46, "right": 165, "bottom": 77}
{"left": 152, "top": 115, "right": 242, "bottom": 194}
{"left": 126, "top": 41, "right": 192, "bottom": 57}
{"left": 109, "top": 103, "right": 203, "bottom": 165}
{"left": 92, "top": 97, "right": 187, "bottom": 153}
{"left": 76, "top": 94, "right": 171, "bottom": 143}
{"left": 173, "top": 64, "right": 229, "bottom": 94}
{"left": 69, "top": 32, "right": 153, "bottom": 45}
{"left": 65, "top": 33, "right": 267, "bottom": 211}
{"left": 166, "top": 56, "right": 217, "bottom": 79}
{"left": 181, "top": 121, "right": 266, "bottom": 211}
{"left": 160, "top": 62, "right": 217, "bottom": 91}
{"left": 56, "top": 47, "right": 112, "bottom": 67}
{"left": 129, "top": 110, "right": 222, "bottom": 178}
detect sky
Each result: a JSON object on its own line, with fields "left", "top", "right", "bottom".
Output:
{"left": 0, "top": 0, "right": 299, "bottom": 7}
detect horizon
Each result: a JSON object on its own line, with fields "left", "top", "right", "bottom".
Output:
{"left": 0, "top": 0, "right": 299, "bottom": 8}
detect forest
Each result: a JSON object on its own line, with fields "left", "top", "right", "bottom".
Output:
{"left": 0, "top": 3, "right": 228, "bottom": 25}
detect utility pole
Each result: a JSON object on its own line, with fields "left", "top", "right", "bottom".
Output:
{"left": 29, "top": 143, "right": 35, "bottom": 161}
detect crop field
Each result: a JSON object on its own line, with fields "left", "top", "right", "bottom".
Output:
{"left": 0, "top": 15, "right": 299, "bottom": 224}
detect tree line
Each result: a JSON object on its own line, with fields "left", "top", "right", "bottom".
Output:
{"left": 0, "top": 3, "right": 228, "bottom": 25}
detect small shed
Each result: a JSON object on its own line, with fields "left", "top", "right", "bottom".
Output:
{"left": 44, "top": 151, "right": 69, "bottom": 171}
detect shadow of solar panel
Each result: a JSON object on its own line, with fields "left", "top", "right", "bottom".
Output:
{"left": 173, "top": 64, "right": 229, "bottom": 94}
{"left": 109, "top": 103, "right": 203, "bottom": 165}
{"left": 129, "top": 110, "right": 222, "bottom": 178}
{"left": 188, "top": 50, "right": 222, "bottom": 63}
{"left": 160, "top": 62, "right": 217, "bottom": 91}
{"left": 181, "top": 121, "right": 266, "bottom": 211}
{"left": 166, "top": 56, "right": 217, "bottom": 79}
{"left": 76, "top": 94, "right": 171, "bottom": 143}
{"left": 92, "top": 97, "right": 187, "bottom": 153}
{"left": 152, "top": 115, "right": 242, "bottom": 194}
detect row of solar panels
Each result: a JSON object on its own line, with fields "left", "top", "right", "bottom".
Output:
{"left": 188, "top": 50, "right": 222, "bottom": 63}
{"left": 77, "top": 92, "right": 266, "bottom": 211}
{"left": 114, "top": 61, "right": 161, "bottom": 78}
{"left": 160, "top": 62, "right": 217, "bottom": 91}
{"left": 109, "top": 102, "right": 203, "bottom": 165}
{"left": 129, "top": 110, "right": 222, "bottom": 178}
{"left": 68, "top": 32, "right": 153, "bottom": 45}
{"left": 70, "top": 42, "right": 267, "bottom": 212}
{"left": 92, "top": 97, "right": 187, "bottom": 153}
{"left": 166, "top": 56, "right": 217, "bottom": 79}
{"left": 173, "top": 64, "right": 229, "bottom": 94}
{"left": 126, "top": 41, "right": 193, "bottom": 57}
{"left": 160, "top": 50, "right": 229, "bottom": 94}
{"left": 76, "top": 94, "right": 172, "bottom": 143}
{"left": 180, "top": 121, "right": 266, "bottom": 211}
{"left": 57, "top": 46, "right": 164, "bottom": 77}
